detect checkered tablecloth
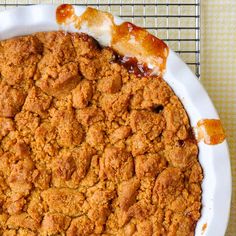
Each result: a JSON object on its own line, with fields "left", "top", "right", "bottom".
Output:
{"left": 201, "top": 1, "right": 236, "bottom": 235}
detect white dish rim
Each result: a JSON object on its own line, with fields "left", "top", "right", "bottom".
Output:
{"left": 0, "top": 5, "right": 232, "bottom": 236}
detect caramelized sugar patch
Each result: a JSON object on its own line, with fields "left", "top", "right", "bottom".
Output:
{"left": 56, "top": 4, "right": 75, "bottom": 24}
{"left": 56, "top": 4, "right": 169, "bottom": 77}
{"left": 196, "top": 119, "right": 226, "bottom": 145}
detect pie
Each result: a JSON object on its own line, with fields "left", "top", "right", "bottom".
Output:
{"left": 0, "top": 31, "right": 203, "bottom": 235}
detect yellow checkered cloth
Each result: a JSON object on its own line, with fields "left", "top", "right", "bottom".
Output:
{"left": 201, "top": 1, "right": 236, "bottom": 235}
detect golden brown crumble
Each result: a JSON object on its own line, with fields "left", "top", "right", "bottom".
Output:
{"left": 0, "top": 32, "right": 202, "bottom": 236}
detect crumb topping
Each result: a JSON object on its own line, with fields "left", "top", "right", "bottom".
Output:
{"left": 0, "top": 32, "right": 202, "bottom": 235}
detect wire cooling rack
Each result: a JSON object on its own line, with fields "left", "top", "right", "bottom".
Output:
{"left": 0, "top": 0, "right": 200, "bottom": 78}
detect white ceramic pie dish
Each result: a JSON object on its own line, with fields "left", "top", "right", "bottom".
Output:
{"left": 0, "top": 5, "right": 231, "bottom": 236}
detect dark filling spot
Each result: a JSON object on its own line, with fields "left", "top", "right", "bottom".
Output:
{"left": 111, "top": 53, "right": 152, "bottom": 77}
{"left": 152, "top": 104, "right": 164, "bottom": 113}
{"left": 188, "top": 127, "right": 197, "bottom": 142}
{"left": 177, "top": 140, "right": 185, "bottom": 147}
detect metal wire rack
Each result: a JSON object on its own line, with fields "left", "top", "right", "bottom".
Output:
{"left": 0, "top": 0, "right": 200, "bottom": 78}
